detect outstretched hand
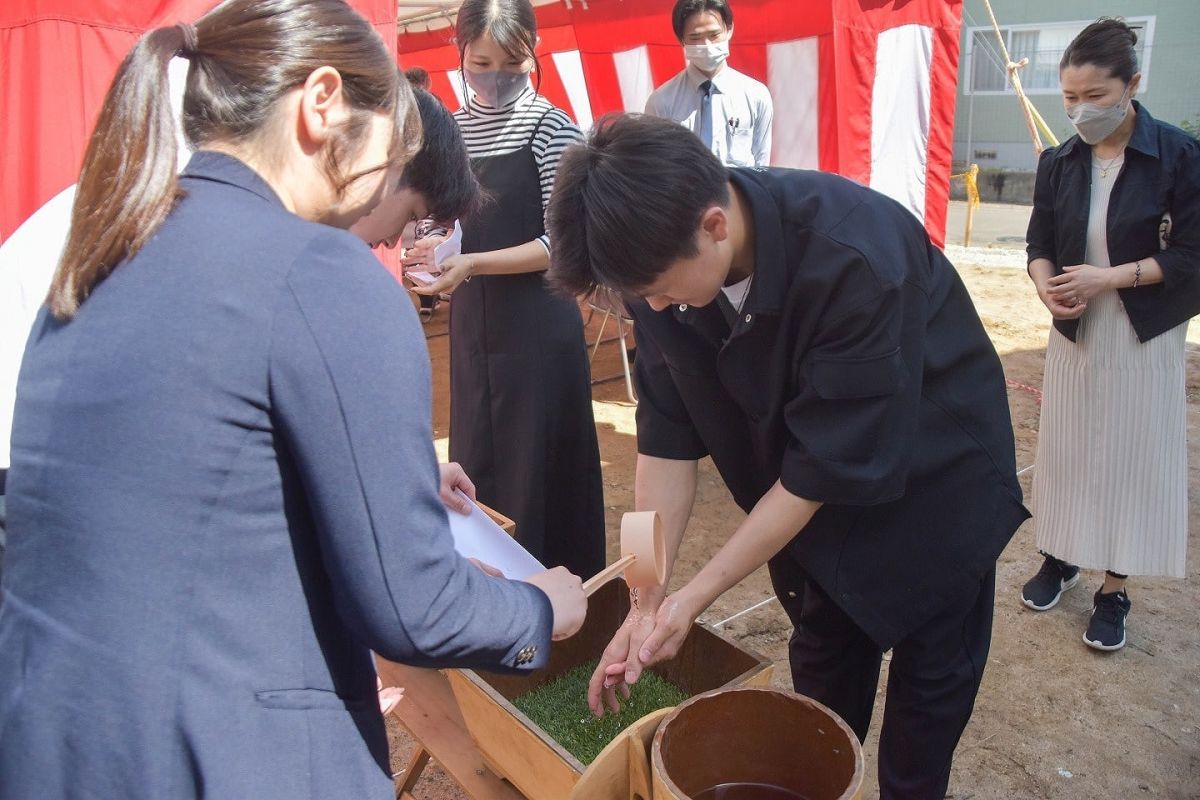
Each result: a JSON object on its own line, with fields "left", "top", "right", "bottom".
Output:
{"left": 412, "top": 254, "right": 475, "bottom": 297}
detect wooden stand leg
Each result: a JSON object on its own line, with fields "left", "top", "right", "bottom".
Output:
{"left": 395, "top": 747, "right": 432, "bottom": 798}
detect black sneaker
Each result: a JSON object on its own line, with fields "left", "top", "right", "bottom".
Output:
{"left": 1021, "top": 553, "right": 1080, "bottom": 611}
{"left": 1083, "top": 589, "right": 1131, "bottom": 651}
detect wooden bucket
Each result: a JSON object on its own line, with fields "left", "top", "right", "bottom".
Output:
{"left": 651, "top": 687, "right": 864, "bottom": 800}
{"left": 445, "top": 580, "right": 773, "bottom": 800}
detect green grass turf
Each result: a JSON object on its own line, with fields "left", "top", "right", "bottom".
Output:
{"left": 512, "top": 658, "right": 687, "bottom": 765}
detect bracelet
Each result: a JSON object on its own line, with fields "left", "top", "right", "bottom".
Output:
{"left": 1133, "top": 260, "right": 1142, "bottom": 288}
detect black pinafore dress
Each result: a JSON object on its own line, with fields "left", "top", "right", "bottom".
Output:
{"left": 449, "top": 113, "right": 605, "bottom": 577}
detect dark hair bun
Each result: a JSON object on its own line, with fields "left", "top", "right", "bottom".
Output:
{"left": 1060, "top": 17, "right": 1139, "bottom": 83}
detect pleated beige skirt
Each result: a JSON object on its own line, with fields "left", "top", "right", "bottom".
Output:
{"left": 1033, "top": 156, "right": 1189, "bottom": 578}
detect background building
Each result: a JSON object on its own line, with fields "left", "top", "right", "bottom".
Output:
{"left": 953, "top": 0, "right": 1200, "bottom": 175}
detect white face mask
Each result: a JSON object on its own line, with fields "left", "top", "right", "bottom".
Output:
{"left": 684, "top": 40, "right": 730, "bottom": 73}
{"left": 464, "top": 69, "right": 529, "bottom": 109}
{"left": 1066, "top": 85, "right": 1131, "bottom": 145}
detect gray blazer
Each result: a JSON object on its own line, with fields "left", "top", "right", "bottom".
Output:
{"left": 0, "top": 152, "right": 552, "bottom": 799}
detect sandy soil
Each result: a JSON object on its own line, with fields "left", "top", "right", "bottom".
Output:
{"left": 388, "top": 251, "right": 1200, "bottom": 799}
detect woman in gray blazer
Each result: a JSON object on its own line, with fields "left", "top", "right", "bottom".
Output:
{"left": 0, "top": 2, "right": 585, "bottom": 798}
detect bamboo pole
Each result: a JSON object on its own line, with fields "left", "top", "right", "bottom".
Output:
{"left": 964, "top": 164, "right": 979, "bottom": 247}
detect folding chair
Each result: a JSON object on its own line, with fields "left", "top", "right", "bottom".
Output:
{"left": 585, "top": 287, "right": 637, "bottom": 404}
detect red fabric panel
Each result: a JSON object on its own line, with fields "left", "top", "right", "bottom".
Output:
{"left": 400, "top": 44, "right": 460, "bottom": 73}
{"left": 533, "top": 25, "right": 580, "bottom": 120}
{"left": 648, "top": 44, "right": 687, "bottom": 88}
{"left": 922, "top": 10, "right": 964, "bottom": 247}
{"left": 818, "top": 32, "right": 840, "bottom": 173}
{"left": 531, "top": 54, "right": 574, "bottom": 121}
{"left": 426, "top": 69, "right": 460, "bottom": 106}
{"left": 0, "top": 19, "right": 136, "bottom": 239}
{"left": 731, "top": 0, "right": 834, "bottom": 42}
{"left": 566, "top": 0, "right": 680, "bottom": 52}
{"left": 831, "top": 17, "right": 877, "bottom": 185}
{"left": 834, "top": 0, "right": 962, "bottom": 242}
{"left": 579, "top": 52, "right": 625, "bottom": 120}
{"left": 730, "top": 43, "right": 768, "bottom": 89}
{"left": 0, "top": 0, "right": 397, "bottom": 239}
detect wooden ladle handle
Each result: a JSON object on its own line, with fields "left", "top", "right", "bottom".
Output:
{"left": 582, "top": 554, "right": 638, "bottom": 597}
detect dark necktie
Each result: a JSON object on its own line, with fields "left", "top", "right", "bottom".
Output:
{"left": 698, "top": 80, "right": 714, "bottom": 151}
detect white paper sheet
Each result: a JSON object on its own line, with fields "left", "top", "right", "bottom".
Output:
{"left": 406, "top": 270, "right": 438, "bottom": 286}
{"left": 433, "top": 219, "right": 463, "bottom": 267}
{"left": 447, "top": 490, "right": 544, "bottom": 580}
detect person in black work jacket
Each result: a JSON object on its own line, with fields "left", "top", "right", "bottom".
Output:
{"left": 545, "top": 113, "right": 1030, "bottom": 799}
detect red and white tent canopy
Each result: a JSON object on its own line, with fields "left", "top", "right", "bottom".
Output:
{"left": 1, "top": 0, "right": 963, "bottom": 246}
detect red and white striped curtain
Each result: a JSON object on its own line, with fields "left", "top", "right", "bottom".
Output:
{"left": 0, "top": 1, "right": 963, "bottom": 248}
{"left": 0, "top": 0, "right": 399, "bottom": 242}
{"left": 400, "top": 0, "right": 963, "bottom": 246}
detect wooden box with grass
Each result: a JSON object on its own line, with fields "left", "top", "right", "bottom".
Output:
{"left": 445, "top": 580, "right": 773, "bottom": 800}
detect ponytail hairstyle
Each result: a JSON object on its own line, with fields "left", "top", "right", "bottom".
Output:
{"left": 454, "top": 0, "right": 542, "bottom": 102}
{"left": 1060, "top": 17, "right": 1140, "bottom": 83}
{"left": 49, "top": 0, "right": 419, "bottom": 319}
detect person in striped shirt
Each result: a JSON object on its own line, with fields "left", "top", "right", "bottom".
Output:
{"left": 404, "top": 0, "right": 605, "bottom": 579}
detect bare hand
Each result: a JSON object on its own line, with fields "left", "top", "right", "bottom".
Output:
{"left": 523, "top": 567, "right": 587, "bottom": 641}
{"left": 586, "top": 585, "right": 673, "bottom": 716}
{"left": 1045, "top": 264, "right": 1113, "bottom": 308}
{"left": 1035, "top": 277, "right": 1088, "bottom": 320}
{"left": 413, "top": 253, "right": 475, "bottom": 297}
{"left": 401, "top": 234, "right": 446, "bottom": 270}
{"left": 468, "top": 558, "right": 505, "bottom": 578}
{"left": 437, "top": 462, "right": 476, "bottom": 515}
{"left": 634, "top": 590, "right": 702, "bottom": 668}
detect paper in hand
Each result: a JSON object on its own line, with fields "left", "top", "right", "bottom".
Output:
{"left": 433, "top": 220, "right": 463, "bottom": 267}
{"left": 447, "top": 489, "right": 544, "bottom": 580}
{"left": 406, "top": 270, "right": 439, "bottom": 286}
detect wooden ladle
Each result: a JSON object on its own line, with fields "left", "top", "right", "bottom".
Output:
{"left": 582, "top": 511, "right": 667, "bottom": 597}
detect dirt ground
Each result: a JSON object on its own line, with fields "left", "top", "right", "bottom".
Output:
{"left": 388, "top": 245, "right": 1200, "bottom": 799}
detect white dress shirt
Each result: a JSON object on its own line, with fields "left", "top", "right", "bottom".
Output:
{"left": 0, "top": 185, "right": 74, "bottom": 471}
{"left": 645, "top": 62, "right": 774, "bottom": 167}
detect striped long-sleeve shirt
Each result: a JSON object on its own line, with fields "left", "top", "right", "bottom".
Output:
{"left": 454, "top": 85, "right": 582, "bottom": 253}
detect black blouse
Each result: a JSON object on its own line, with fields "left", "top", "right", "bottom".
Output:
{"left": 630, "top": 168, "right": 1028, "bottom": 648}
{"left": 1026, "top": 101, "right": 1200, "bottom": 342}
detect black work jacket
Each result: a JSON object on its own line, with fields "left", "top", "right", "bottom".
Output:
{"left": 1026, "top": 102, "right": 1200, "bottom": 342}
{"left": 630, "top": 168, "right": 1029, "bottom": 649}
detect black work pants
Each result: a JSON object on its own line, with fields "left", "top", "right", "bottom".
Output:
{"left": 769, "top": 557, "right": 995, "bottom": 800}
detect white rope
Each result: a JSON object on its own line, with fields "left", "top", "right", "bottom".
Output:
{"left": 1017, "top": 464, "right": 1035, "bottom": 477}
{"left": 711, "top": 595, "right": 779, "bottom": 629}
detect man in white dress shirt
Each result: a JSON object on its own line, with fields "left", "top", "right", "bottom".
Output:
{"left": 645, "top": 0, "right": 773, "bottom": 168}
{"left": 0, "top": 186, "right": 77, "bottom": 579}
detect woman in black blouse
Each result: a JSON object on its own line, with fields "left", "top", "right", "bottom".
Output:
{"left": 1021, "top": 18, "right": 1200, "bottom": 651}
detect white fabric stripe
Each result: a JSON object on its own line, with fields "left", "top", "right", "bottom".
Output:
{"left": 446, "top": 70, "right": 465, "bottom": 108}
{"left": 613, "top": 45, "right": 654, "bottom": 113}
{"left": 767, "top": 37, "right": 820, "bottom": 170}
{"left": 552, "top": 49, "right": 594, "bottom": 132}
{"left": 869, "top": 24, "right": 933, "bottom": 222}
{"left": 1033, "top": 161, "right": 1188, "bottom": 578}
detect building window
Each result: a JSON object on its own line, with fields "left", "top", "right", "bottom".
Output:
{"left": 966, "top": 17, "right": 1154, "bottom": 95}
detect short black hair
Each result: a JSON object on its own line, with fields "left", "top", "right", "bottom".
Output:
{"left": 404, "top": 66, "right": 431, "bottom": 90}
{"left": 546, "top": 114, "right": 730, "bottom": 298}
{"left": 671, "top": 0, "right": 734, "bottom": 41}
{"left": 401, "top": 88, "right": 481, "bottom": 222}
{"left": 1060, "top": 18, "right": 1139, "bottom": 83}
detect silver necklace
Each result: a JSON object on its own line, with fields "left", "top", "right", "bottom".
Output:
{"left": 1095, "top": 153, "right": 1124, "bottom": 179}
